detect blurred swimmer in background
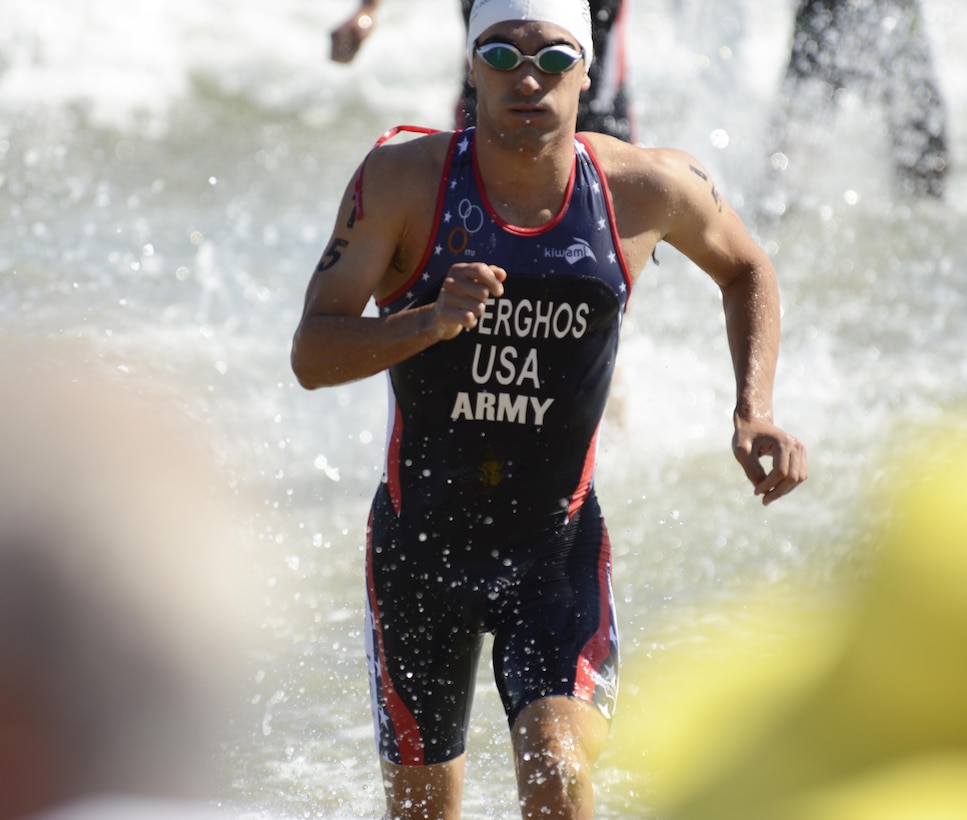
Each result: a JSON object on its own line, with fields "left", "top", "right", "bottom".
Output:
{"left": 771, "top": 0, "right": 949, "bottom": 201}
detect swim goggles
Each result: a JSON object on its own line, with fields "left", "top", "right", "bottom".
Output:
{"left": 475, "top": 42, "right": 584, "bottom": 74}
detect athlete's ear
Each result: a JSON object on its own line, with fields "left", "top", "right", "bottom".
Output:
{"left": 581, "top": 71, "right": 591, "bottom": 93}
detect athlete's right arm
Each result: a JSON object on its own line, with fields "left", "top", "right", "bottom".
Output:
{"left": 291, "top": 142, "right": 506, "bottom": 389}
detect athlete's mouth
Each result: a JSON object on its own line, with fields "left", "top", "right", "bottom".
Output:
{"left": 509, "top": 104, "right": 547, "bottom": 116}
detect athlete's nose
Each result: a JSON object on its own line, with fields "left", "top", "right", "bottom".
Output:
{"left": 513, "top": 68, "right": 542, "bottom": 95}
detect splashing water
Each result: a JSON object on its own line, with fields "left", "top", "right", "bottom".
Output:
{"left": 2, "top": 0, "right": 965, "bottom": 816}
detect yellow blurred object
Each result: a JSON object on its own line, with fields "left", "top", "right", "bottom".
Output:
{"left": 780, "top": 755, "right": 967, "bottom": 820}
{"left": 611, "top": 420, "right": 967, "bottom": 819}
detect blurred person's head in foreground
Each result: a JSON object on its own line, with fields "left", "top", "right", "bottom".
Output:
{"left": 0, "top": 349, "right": 253, "bottom": 819}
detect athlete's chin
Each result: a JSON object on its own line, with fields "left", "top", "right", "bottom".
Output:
{"left": 502, "top": 111, "right": 569, "bottom": 140}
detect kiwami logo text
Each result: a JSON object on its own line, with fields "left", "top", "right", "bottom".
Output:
{"left": 545, "top": 237, "right": 597, "bottom": 265}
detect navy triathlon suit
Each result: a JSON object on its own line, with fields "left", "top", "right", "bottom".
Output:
{"left": 365, "top": 127, "right": 632, "bottom": 766}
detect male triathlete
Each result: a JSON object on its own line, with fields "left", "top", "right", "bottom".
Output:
{"left": 296, "top": 1, "right": 807, "bottom": 816}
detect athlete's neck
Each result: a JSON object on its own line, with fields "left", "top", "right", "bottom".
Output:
{"left": 472, "top": 125, "right": 576, "bottom": 228}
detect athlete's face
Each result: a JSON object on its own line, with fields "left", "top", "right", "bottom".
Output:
{"left": 470, "top": 21, "right": 592, "bottom": 143}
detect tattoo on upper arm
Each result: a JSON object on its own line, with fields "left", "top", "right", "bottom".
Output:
{"left": 689, "top": 164, "right": 723, "bottom": 212}
{"left": 317, "top": 237, "right": 349, "bottom": 272}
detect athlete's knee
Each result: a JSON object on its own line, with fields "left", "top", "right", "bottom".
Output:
{"left": 515, "top": 744, "right": 595, "bottom": 820}
{"left": 383, "top": 788, "right": 441, "bottom": 820}
{"left": 512, "top": 698, "right": 608, "bottom": 817}
{"left": 381, "top": 757, "right": 465, "bottom": 820}
{"left": 517, "top": 736, "right": 593, "bottom": 795}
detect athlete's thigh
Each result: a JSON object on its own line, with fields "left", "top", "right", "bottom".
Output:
{"left": 492, "top": 495, "right": 619, "bottom": 729}
{"left": 366, "top": 487, "right": 483, "bottom": 766}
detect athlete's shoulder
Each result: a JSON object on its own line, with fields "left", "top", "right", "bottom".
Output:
{"left": 355, "top": 129, "right": 458, "bottom": 218}
{"left": 581, "top": 135, "right": 708, "bottom": 202}
{"left": 580, "top": 134, "right": 691, "bottom": 179}
{"left": 362, "top": 128, "right": 456, "bottom": 178}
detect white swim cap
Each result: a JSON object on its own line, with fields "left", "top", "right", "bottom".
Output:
{"left": 467, "top": 0, "right": 594, "bottom": 69}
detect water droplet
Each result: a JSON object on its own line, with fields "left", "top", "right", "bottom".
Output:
{"left": 710, "top": 128, "right": 729, "bottom": 149}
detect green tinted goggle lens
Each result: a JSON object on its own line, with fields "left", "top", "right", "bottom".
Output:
{"left": 476, "top": 42, "right": 583, "bottom": 74}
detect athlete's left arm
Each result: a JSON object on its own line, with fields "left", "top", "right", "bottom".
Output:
{"left": 656, "top": 150, "right": 808, "bottom": 504}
